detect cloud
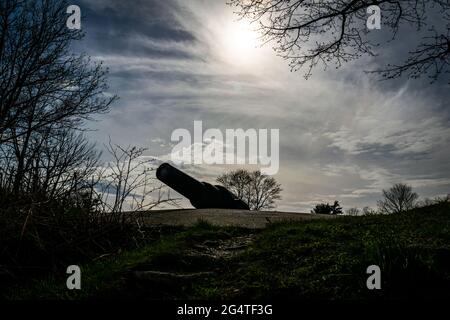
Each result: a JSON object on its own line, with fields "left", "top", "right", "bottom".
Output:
{"left": 74, "top": 0, "right": 450, "bottom": 212}
{"left": 324, "top": 84, "right": 450, "bottom": 157}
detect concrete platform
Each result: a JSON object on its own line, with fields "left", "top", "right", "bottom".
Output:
{"left": 140, "top": 208, "right": 336, "bottom": 229}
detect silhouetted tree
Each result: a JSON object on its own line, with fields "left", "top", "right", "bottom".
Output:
{"left": 0, "top": 0, "right": 116, "bottom": 196}
{"left": 362, "top": 206, "right": 377, "bottom": 215}
{"left": 230, "top": 0, "right": 450, "bottom": 83}
{"left": 377, "top": 183, "right": 418, "bottom": 214}
{"left": 96, "top": 141, "right": 179, "bottom": 215}
{"left": 217, "top": 169, "right": 282, "bottom": 210}
{"left": 0, "top": 127, "right": 101, "bottom": 196}
{"left": 347, "top": 207, "right": 360, "bottom": 216}
{"left": 0, "top": 0, "right": 116, "bottom": 143}
{"left": 312, "top": 200, "right": 343, "bottom": 215}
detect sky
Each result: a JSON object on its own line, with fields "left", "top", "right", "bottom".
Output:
{"left": 73, "top": 0, "right": 450, "bottom": 212}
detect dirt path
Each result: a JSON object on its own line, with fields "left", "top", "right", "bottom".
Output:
{"left": 119, "top": 210, "right": 335, "bottom": 298}
{"left": 125, "top": 230, "right": 258, "bottom": 299}
{"left": 140, "top": 208, "right": 335, "bottom": 229}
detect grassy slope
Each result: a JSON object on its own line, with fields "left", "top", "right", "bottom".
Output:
{"left": 6, "top": 203, "right": 450, "bottom": 300}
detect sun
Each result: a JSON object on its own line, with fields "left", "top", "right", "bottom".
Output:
{"left": 221, "top": 19, "right": 260, "bottom": 66}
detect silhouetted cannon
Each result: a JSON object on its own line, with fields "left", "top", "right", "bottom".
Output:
{"left": 156, "top": 163, "right": 250, "bottom": 210}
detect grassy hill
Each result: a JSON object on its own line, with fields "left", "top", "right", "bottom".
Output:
{"left": 6, "top": 202, "right": 450, "bottom": 300}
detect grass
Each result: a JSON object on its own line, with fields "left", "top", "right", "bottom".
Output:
{"left": 4, "top": 203, "right": 450, "bottom": 300}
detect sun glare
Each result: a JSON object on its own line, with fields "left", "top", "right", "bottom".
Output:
{"left": 221, "top": 19, "right": 260, "bottom": 66}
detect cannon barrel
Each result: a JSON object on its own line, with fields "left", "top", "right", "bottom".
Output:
{"left": 156, "top": 163, "right": 249, "bottom": 210}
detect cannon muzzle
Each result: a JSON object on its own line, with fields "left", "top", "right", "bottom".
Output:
{"left": 156, "top": 163, "right": 250, "bottom": 210}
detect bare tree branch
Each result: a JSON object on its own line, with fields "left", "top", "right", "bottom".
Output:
{"left": 229, "top": 0, "right": 450, "bottom": 82}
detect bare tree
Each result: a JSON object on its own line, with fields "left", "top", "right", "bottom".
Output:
{"left": 217, "top": 169, "right": 282, "bottom": 210}
{"left": 415, "top": 194, "right": 450, "bottom": 207}
{"left": 347, "top": 207, "right": 360, "bottom": 216}
{"left": 0, "top": 0, "right": 116, "bottom": 144}
{"left": 377, "top": 183, "right": 418, "bottom": 214}
{"left": 96, "top": 141, "right": 179, "bottom": 217}
{"left": 0, "top": 127, "right": 100, "bottom": 199}
{"left": 216, "top": 169, "right": 252, "bottom": 205}
{"left": 0, "top": 0, "right": 116, "bottom": 201}
{"left": 362, "top": 206, "right": 377, "bottom": 215}
{"left": 30, "top": 129, "right": 100, "bottom": 199}
{"left": 229, "top": 0, "right": 450, "bottom": 83}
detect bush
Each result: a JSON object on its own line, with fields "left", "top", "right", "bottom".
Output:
{"left": 311, "top": 201, "right": 343, "bottom": 215}
{"left": 0, "top": 189, "right": 148, "bottom": 281}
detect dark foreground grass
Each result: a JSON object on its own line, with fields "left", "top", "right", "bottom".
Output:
{"left": 5, "top": 203, "right": 450, "bottom": 300}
